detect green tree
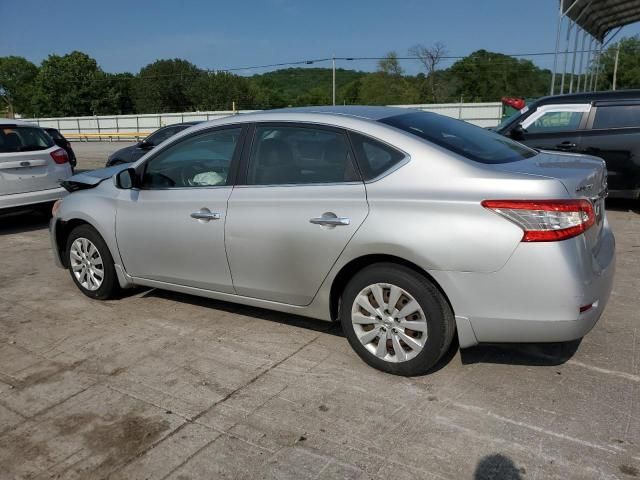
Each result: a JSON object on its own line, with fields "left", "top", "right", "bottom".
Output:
{"left": 0, "top": 56, "right": 38, "bottom": 116}
{"left": 447, "top": 50, "right": 550, "bottom": 101}
{"left": 358, "top": 51, "right": 418, "bottom": 105}
{"left": 103, "top": 73, "right": 136, "bottom": 114}
{"left": 596, "top": 35, "right": 640, "bottom": 90}
{"left": 133, "top": 59, "right": 201, "bottom": 113}
{"left": 187, "top": 71, "right": 254, "bottom": 110}
{"left": 31, "top": 51, "right": 111, "bottom": 116}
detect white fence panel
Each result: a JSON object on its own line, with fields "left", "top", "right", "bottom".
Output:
{"left": 393, "top": 102, "right": 503, "bottom": 128}
{"left": 21, "top": 104, "right": 502, "bottom": 140}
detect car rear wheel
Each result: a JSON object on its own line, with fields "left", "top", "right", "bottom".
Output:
{"left": 66, "top": 224, "right": 119, "bottom": 300}
{"left": 340, "top": 263, "right": 455, "bottom": 376}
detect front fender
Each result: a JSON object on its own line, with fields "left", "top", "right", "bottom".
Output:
{"left": 51, "top": 182, "right": 131, "bottom": 287}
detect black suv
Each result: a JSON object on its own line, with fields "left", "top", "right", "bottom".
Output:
{"left": 105, "top": 121, "right": 201, "bottom": 167}
{"left": 496, "top": 90, "right": 640, "bottom": 200}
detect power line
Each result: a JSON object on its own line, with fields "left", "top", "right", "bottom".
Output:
{"left": 29, "top": 49, "right": 608, "bottom": 85}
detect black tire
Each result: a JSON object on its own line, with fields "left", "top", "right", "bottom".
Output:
{"left": 65, "top": 224, "right": 119, "bottom": 300}
{"left": 340, "top": 263, "right": 455, "bottom": 376}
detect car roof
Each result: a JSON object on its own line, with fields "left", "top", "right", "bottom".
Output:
{"left": 266, "top": 105, "right": 411, "bottom": 121}
{"left": 533, "top": 89, "right": 640, "bottom": 106}
{"left": 160, "top": 121, "right": 202, "bottom": 129}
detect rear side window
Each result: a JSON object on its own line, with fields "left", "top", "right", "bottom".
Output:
{"left": 349, "top": 132, "right": 405, "bottom": 180}
{"left": 0, "top": 126, "right": 54, "bottom": 153}
{"left": 380, "top": 111, "right": 537, "bottom": 164}
{"left": 593, "top": 105, "right": 640, "bottom": 129}
{"left": 247, "top": 125, "right": 360, "bottom": 185}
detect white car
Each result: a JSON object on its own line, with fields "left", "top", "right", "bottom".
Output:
{"left": 0, "top": 119, "right": 72, "bottom": 212}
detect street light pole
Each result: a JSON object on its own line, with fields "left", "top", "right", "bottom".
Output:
{"left": 612, "top": 42, "right": 621, "bottom": 90}
{"left": 332, "top": 55, "right": 336, "bottom": 106}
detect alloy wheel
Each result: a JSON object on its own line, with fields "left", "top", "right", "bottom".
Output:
{"left": 69, "top": 237, "right": 104, "bottom": 291}
{"left": 351, "top": 283, "right": 428, "bottom": 363}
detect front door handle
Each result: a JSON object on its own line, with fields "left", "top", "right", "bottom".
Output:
{"left": 310, "top": 213, "right": 350, "bottom": 226}
{"left": 190, "top": 208, "right": 221, "bottom": 222}
{"left": 556, "top": 141, "right": 577, "bottom": 150}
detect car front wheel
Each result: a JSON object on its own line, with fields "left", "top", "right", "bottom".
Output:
{"left": 340, "top": 263, "right": 455, "bottom": 376}
{"left": 66, "top": 224, "right": 119, "bottom": 300}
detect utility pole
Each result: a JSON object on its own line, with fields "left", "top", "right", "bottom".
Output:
{"left": 612, "top": 42, "right": 621, "bottom": 90}
{"left": 332, "top": 55, "right": 336, "bottom": 106}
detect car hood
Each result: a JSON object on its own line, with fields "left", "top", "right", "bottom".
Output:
{"left": 61, "top": 164, "right": 129, "bottom": 192}
{"left": 108, "top": 145, "right": 135, "bottom": 160}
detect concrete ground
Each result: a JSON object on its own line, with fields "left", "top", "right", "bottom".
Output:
{"left": 71, "top": 141, "right": 137, "bottom": 172}
{"left": 0, "top": 142, "right": 639, "bottom": 479}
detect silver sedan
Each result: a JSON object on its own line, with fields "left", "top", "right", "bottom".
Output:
{"left": 50, "top": 107, "right": 615, "bottom": 376}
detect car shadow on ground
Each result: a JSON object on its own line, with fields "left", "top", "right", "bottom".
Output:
{"left": 0, "top": 209, "right": 51, "bottom": 235}
{"left": 461, "top": 339, "right": 582, "bottom": 367}
{"left": 135, "top": 289, "right": 577, "bottom": 374}
{"left": 139, "top": 288, "right": 344, "bottom": 337}
{"left": 606, "top": 198, "right": 640, "bottom": 214}
{"left": 139, "top": 288, "right": 461, "bottom": 374}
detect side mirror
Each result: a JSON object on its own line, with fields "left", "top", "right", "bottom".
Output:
{"left": 510, "top": 124, "right": 527, "bottom": 140}
{"left": 115, "top": 168, "right": 137, "bottom": 189}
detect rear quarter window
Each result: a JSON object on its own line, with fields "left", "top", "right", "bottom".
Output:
{"left": 593, "top": 105, "right": 640, "bottom": 129}
{"left": 349, "top": 132, "right": 405, "bottom": 180}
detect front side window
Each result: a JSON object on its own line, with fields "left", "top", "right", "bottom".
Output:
{"left": 593, "top": 105, "right": 640, "bottom": 129}
{"left": 247, "top": 125, "right": 360, "bottom": 185}
{"left": 525, "top": 111, "right": 584, "bottom": 133}
{"left": 380, "top": 111, "right": 536, "bottom": 164}
{"left": 0, "top": 126, "right": 54, "bottom": 153}
{"left": 142, "top": 127, "right": 242, "bottom": 189}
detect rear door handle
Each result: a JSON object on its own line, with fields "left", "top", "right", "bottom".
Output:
{"left": 310, "top": 214, "right": 350, "bottom": 226}
{"left": 190, "top": 208, "right": 221, "bottom": 222}
{"left": 556, "top": 141, "right": 577, "bottom": 150}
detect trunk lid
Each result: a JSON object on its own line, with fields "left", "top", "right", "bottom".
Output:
{"left": 0, "top": 147, "right": 67, "bottom": 195}
{"left": 491, "top": 150, "right": 608, "bottom": 250}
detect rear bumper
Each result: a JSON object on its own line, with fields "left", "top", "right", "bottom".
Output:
{"left": 0, "top": 186, "right": 67, "bottom": 211}
{"left": 432, "top": 225, "right": 616, "bottom": 347}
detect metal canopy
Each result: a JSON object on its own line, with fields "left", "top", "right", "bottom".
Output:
{"left": 562, "top": 0, "right": 640, "bottom": 41}
{"left": 550, "top": 0, "right": 640, "bottom": 95}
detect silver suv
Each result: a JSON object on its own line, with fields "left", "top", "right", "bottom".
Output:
{"left": 0, "top": 119, "right": 72, "bottom": 212}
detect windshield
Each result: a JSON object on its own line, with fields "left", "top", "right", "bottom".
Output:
{"left": 0, "top": 126, "right": 54, "bottom": 153}
{"left": 145, "top": 125, "right": 185, "bottom": 146}
{"left": 379, "top": 111, "right": 537, "bottom": 165}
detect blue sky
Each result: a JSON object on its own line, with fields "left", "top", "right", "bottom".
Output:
{"left": 2, "top": 0, "right": 640, "bottom": 75}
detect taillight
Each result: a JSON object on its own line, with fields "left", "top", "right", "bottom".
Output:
{"left": 481, "top": 199, "right": 595, "bottom": 242}
{"left": 50, "top": 148, "right": 69, "bottom": 164}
